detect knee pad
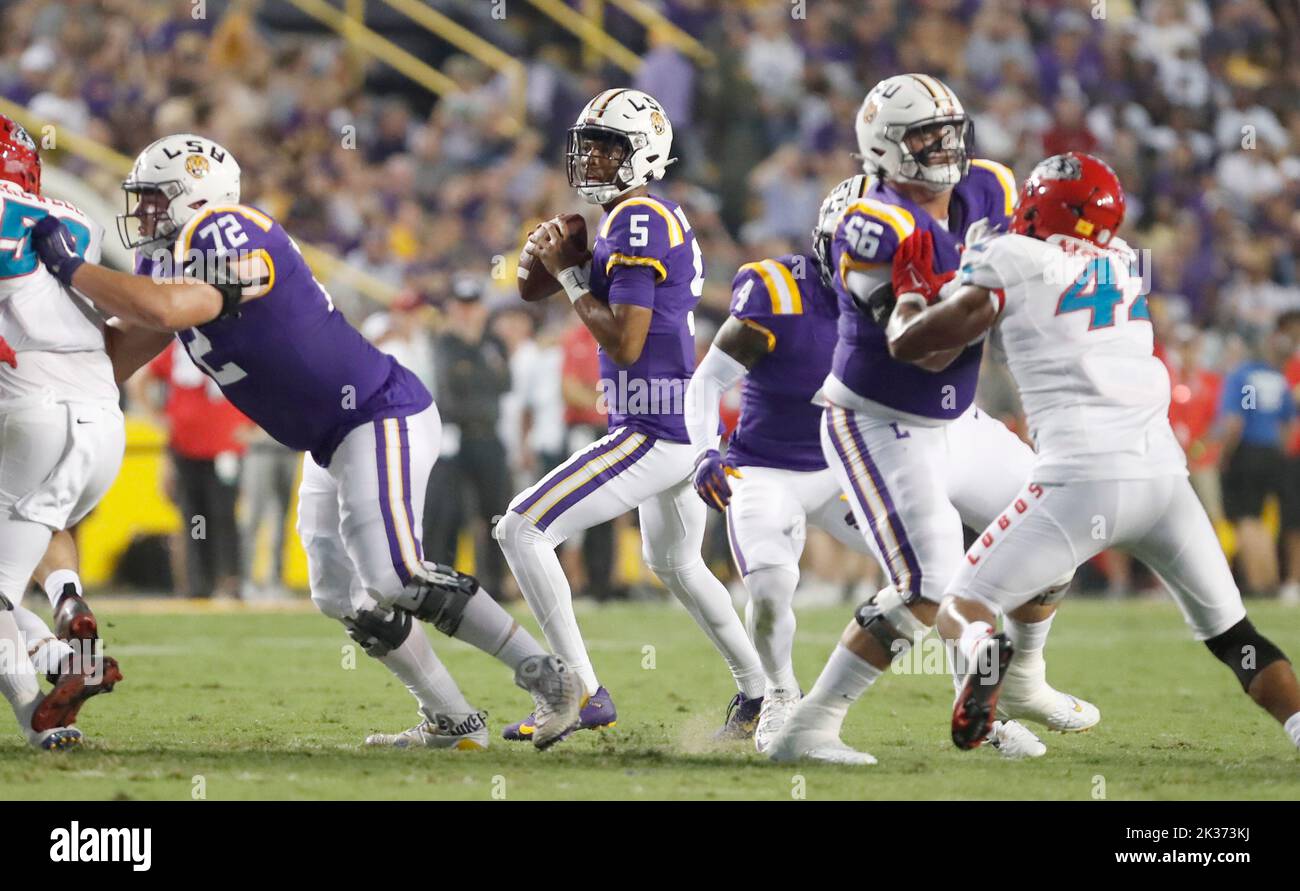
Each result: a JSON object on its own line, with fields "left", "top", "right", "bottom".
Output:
{"left": 854, "top": 585, "right": 931, "bottom": 656}
{"left": 1205, "top": 617, "right": 1289, "bottom": 691}
{"left": 342, "top": 605, "right": 412, "bottom": 658}
{"left": 398, "top": 562, "right": 479, "bottom": 636}
{"left": 1029, "top": 570, "right": 1074, "bottom": 606}
{"left": 491, "top": 511, "right": 516, "bottom": 545}
{"left": 493, "top": 510, "right": 550, "bottom": 551}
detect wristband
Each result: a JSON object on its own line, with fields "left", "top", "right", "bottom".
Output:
{"left": 558, "top": 264, "right": 590, "bottom": 305}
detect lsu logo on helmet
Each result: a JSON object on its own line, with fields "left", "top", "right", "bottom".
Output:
{"left": 185, "top": 154, "right": 210, "bottom": 179}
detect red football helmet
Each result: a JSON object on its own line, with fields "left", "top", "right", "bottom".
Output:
{"left": 1009, "top": 152, "right": 1124, "bottom": 247}
{"left": 0, "top": 115, "right": 40, "bottom": 195}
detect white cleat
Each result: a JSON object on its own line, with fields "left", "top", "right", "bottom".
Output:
{"left": 998, "top": 687, "right": 1100, "bottom": 733}
{"left": 985, "top": 719, "right": 1046, "bottom": 760}
{"left": 754, "top": 688, "right": 801, "bottom": 754}
{"left": 767, "top": 728, "right": 877, "bottom": 765}
{"left": 365, "top": 710, "right": 489, "bottom": 751}
{"left": 513, "top": 654, "right": 582, "bottom": 750}
{"left": 30, "top": 726, "right": 84, "bottom": 752}
{"left": 766, "top": 700, "right": 878, "bottom": 765}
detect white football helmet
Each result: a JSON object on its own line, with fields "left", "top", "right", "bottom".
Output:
{"left": 812, "top": 174, "right": 871, "bottom": 289}
{"left": 854, "top": 74, "right": 972, "bottom": 193}
{"left": 117, "top": 133, "right": 241, "bottom": 249}
{"left": 566, "top": 88, "right": 676, "bottom": 205}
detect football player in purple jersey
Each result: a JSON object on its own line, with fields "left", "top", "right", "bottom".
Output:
{"left": 683, "top": 176, "right": 883, "bottom": 752}
{"left": 30, "top": 133, "right": 583, "bottom": 751}
{"left": 768, "top": 75, "right": 1098, "bottom": 765}
{"left": 495, "top": 89, "right": 766, "bottom": 745}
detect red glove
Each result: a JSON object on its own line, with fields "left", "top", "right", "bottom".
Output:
{"left": 0, "top": 334, "right": 15, "bottom": 369}
{"left": 891, "top": 231, "right": 955, "bottom": 305}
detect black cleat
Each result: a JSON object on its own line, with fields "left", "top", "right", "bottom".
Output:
{"left": 33, "top": 655, "right": 123, "bottom": 732}
{"left": 952, "top": 632, "right": 1014, "bottom": 751}
{"left": 53, "top": 584, "right": 98, "bottom": 641}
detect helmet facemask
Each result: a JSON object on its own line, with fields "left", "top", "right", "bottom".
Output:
{"left": 118, "top": 180, "right": 187, "bottom": 251}
{"left": 566, "top": 124, "right": 639, "bottom": 205}
{"left": 894, "top": 117, "right": 974, "bottom": 193}
{"left": 812, "top": 174, "right": 869, "bottom": 290}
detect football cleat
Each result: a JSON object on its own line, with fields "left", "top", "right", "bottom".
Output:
{"left": 998, "top": 685, "right": 1100, "bottom": 733}
{"left": 364, "top": 709, "right": 489, "bottom": 751}
{"left": 512, "top": 654, "right": 584, "bottom": 750}
{"left": 765, "top": 699, "right": 877, "bottom": 765}
{"left": 715, "top": 692, "right": 763, "bottom": 741}
{"left": 53, "top": 585, "right": 98, "bottom": 641}
{"left": 985, "top": 719, "right": 1047, "bottom": 760}
{"left": 952, "top": 632, "right": 1014, "bottom": 750}
{"left": 766, "top": 727, "right": 877, "bottom": 766}
{"left": 33, "top": 726, "right": 83, "bottom": 752}
{"left": 754, "top": 688, "right": 801, "bottom": 754}
{"left": 31, "top": 654, "right": 123, "bottom": 732}
{"left": 503, "top": 683, "right": 616, "bottom": 744}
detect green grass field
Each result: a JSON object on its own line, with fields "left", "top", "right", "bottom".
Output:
{"left": 2, "top": 597, "right": 1297, "bottom": 800}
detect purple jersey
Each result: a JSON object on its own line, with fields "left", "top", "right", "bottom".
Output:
{"left": 725, "top": 253, "right": 839, "bottom": 472}
{"left": 588, "top": 194, "right": 703, "bottom": 442}
{"left": 829, "top": 159, "right": 1017, "bottom": 420}
{"left": 145, "top": 204, "right": 431, "bottom": 466}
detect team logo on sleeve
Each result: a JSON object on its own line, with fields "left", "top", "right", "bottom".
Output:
{"left": 184, "top": 154, "right": 211, "bottom": 179}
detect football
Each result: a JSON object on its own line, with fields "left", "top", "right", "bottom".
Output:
{"left": 517, "top": 213, "right": 590, "bottom": 302}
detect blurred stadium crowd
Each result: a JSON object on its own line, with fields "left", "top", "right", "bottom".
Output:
{"left": 0, "top": 0, "right": 1297, "bottom": 602}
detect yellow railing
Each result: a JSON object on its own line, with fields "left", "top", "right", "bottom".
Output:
{"left": 524, "top": 0, "right": 643, "bottom": 73}
{"left": 605, "top": 0, "right": 715, "bottom": 66}
{"left": 283, "top": 0, "right": 461, "bottom": 96}
{"left": 286, "top": 0, "right": 525, "bottom": 133}
{"left": 0, "top": 98, "right": 401, "bottom": 306}
{"left": 375, "top": 0, "right": 527, "bottom": 132}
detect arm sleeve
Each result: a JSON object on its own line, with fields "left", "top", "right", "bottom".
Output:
{"left": 834, "top": 202, "right": 906, "bottom": 306}
{"left": 602, "top": 201, "right": 677, "bottom": 307}
{"left": 969, "top": 159, "right": 1019, "bottom": 229}
{"left": 606, "top": 263, "right": 657, "bottom": 309}
{"left": 684, "top": 342, "right": 748, "bottom": 459}
{"left": 174, "top": 206, "right": 278, "bottom": 291}
{"left": 958, "top": 235, "right": 1037, "bottom": 292}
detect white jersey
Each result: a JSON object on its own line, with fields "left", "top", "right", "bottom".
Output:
{"left": 0, "top": 180, "right": 115, "bottom": 404}
{"left": 959, "top": 232, "right": 1185, "bottom": 482}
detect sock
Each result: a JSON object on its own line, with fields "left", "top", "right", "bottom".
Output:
{"left": 1002, "top": 613, "right": 1054, "bottom": 693}
{"left": 797, "top": 644, "right": 883, "bottom": 735}
{"left": 12, "top": 606, "right": 73, "bottom": 676}
{"left": 1286, "top": 711, "right": 1300, "bottom": 749}
{"left": 449, "top": 587, "right": 545, "bottom": 672}
{"left": 0, "top": 610, "right": 42, "bottom": 736}
{"left": 957, "top": 620, "right": 996, "bottom": 667}
{"left": 1005, "top": 613, "right": 1054, "bottom": 656}
{"left": 42, "top": 569, "right": 82, "bottom": 611}
{"left": 377, "top": 627, "right": 474, "bottom": 718}
{"left": 497, "top": 514, "right": 600, "bottom": 695}
{"left": 656, "top": 558, "right": 766, "bottom": 699}
{"left": 743, "top": 565, "right": 800, "bottom": 692}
